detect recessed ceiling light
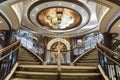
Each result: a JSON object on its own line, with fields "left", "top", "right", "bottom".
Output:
{"left": 29, "top": 0, "right": 34, "bottom": 1}
{"left": 36, "top": 8, "right": 38, "bottom": 11}
{"left": 37, "top": 24, "right": 39, "bottom": 26}
{"left": 59, "top": 2, "right": 61, "bottom": 5}
{"left": 118, "top": 25, "right": 120, "bottom": 27}
{"left": 32, "top": 14, "right": 35, "bottom": 16}
{"left": 81, "top": 9, "right": 84, "bottom": 12}
{"left": 0, "top": 20, "right": 3, "bottom": 24}
{"left": 45, "top": 4, "right": 48, "bottom": 6}
{"left": 72, "top": 4, "right": 75, "bottom": 8}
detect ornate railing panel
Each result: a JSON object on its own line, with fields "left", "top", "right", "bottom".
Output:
{"left": 0, "top": 40, "right": 21, "bottom": 80}
{"left": 96, "top": 42, "right": 120, "bottom": 80}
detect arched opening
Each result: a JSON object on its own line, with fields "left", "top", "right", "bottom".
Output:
{"left": 46, "top": 38, "right": 70, "bottom": 64}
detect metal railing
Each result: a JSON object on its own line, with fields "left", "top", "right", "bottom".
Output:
{"left": 0, "top": 40, "right": 21, "bottom": 80}
{"left": 16, "top": 33, "right": 103, "bottom": 64}
{"left": 96, "top": 42, "right": 120, "bottom": 80}
{"left": 16, "top": 37, "right": 44, "bottom": 57}
{"left": 72, "top": 35, "right": 103, "bottom": 61}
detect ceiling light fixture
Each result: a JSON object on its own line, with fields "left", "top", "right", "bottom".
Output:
{"left": 59, "top": 2, "right": 61, "bottom": 5}
{"left": 0, "top": 20, "right": 3, "bottom": 24}
{"left": 72, "top": 4, "right": 75, "bottom": 8}
{"left": 32, "top": 14, "right": 35, "bottom": 16}
{"left": 81, "top": 9, "right": 84, "bottom": 13}
{"left": 36, "top": 8, "right": 38, "bottom": 11}
{"left": 118, "top": 25, "right": 120, "bottom": 27}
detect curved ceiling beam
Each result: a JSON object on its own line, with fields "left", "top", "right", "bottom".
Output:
{"left": 0, "top": 0, "right": 7, "bottom": 3}
{"left": 108, "top": 0, "right": 120, "bottom": 6}
{"left": 108, "top": 10, "right": 120, "bottom": 32}
{"left": 27, "top": 0, "right": 91, "bottom": 32}
{"left": 109, "top": 15, "right": 120, "bottom": 40}
{"left": 0, "top": 2, "right": 20, "bottom": 30}
{"left": 0, "top": 12, "right": 11, "bottom": 31}
{"left": 90, "top": 0, "right": 120, "bottom": 33}
{"left": 1, "top": 0, "right": 23, "bottom": 5}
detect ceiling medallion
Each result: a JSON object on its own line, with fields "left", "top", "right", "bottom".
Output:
{"left": 38, "top": 8, "right": 81, "bottom": 30}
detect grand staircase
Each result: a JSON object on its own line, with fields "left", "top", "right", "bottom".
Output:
{"left": 11, "top": 47, "right": 102, "bottom": 80}
{"left": 17, "top": 47, "right": 42, "bottom": 65}
{"left": 75, "top": 49, "right": 98, "bottom": 66}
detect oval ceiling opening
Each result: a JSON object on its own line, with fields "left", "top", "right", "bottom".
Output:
{"left": 37, "top": 7, "right": 81, "bottom": 30}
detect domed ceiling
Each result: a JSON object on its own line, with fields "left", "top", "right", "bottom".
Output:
{"left": 1, "top": 0, "right": 120, "bottom": 39}
{"left": 23, "top": 0, "right": 98, "bottom": 37}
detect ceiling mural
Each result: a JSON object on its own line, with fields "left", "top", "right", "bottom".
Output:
{"left": 38, "top": 8, "right": 81, "bottom": 30}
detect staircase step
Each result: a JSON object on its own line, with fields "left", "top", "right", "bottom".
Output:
{"left": 15, "top": 71, "right": 100, "bottom": 76}
{"left": 80, "top": 58, "right": 98, "bottom": 60}
{"left": 76, "top": 63, "right": 98, "bottom": 66}
{"left": 18, "top": 55, "right": 35, "bottom": 58}
{"left": 18, "top": 58, "right": 38, "bottom": 61}
{"left": 18, "top": 61, "right": 40, "bottom": 65}
{"left": 18, "top": 65, "right": 98, "bottom": 69}
{"left": 62, "top": 73, "right": 101, "bottom": 76}
{"left": 10, "top": 78, "right": 40, "bottom": 80}
{"left": 17, "top": 65, "right": 98, "bottom": 73}
{"left": 15, "top": 71, "right": 57, "bottom": 75}
{"left": 11, "top": 47, "right": 101, "bottom": 80}
{"left": 78, "top": 60, "right": 98, "bottom": 63}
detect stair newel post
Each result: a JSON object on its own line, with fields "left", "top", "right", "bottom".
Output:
{"left": 56, "top": 42, "right": 62, "bottom": 80}
{"left": 57, "top": 50, "right": 61, "bottom": 71}
{"left": 43, "top": 47, "right": 47, "bottom": 65}
{"left": 57, "top": 50, "right": 61, "bottom": 80}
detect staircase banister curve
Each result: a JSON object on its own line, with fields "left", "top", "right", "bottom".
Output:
{"left": 98, "top": 42, "right": 120, "bottom": 59}
{"left": 96, "top": 44, "right": 120, "bottom": 66}
{"left": 98, "top": 64, "right": 110, "bottom": 80}
{"left": 0, "top": 42, "right": 21, "bottom": 61}
{"left": 4, "top": 63, "right": 19, "bottom": 80}
{"left": 0, "top": 40, "right": 20, "bottom": 54}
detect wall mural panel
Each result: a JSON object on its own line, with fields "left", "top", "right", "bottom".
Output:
{"left": 46, "top": 38, "right": 70, "bottom": 64}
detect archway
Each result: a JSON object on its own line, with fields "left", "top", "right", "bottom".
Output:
{"left": 46, "top": 38, "right": 70, "bottom": 64}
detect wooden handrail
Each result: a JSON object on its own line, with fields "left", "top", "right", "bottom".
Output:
{"left": 0, "top": 42, "right": 21, "bottom": 61}
{"left": 98, "top": 64, "right": 110, "bottom": 80}
{"left": 96, "top": 45, "right": 120, "bottom": 66}
{"left": 98, "top": 42, "right": 120, "bottom": 59}
{"left": 0, "top": 40, "right": 20, "bottom": 54}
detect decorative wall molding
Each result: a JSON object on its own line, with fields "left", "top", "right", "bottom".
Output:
{"left": 47, "top": 38, "right": 70, "bottom": 50}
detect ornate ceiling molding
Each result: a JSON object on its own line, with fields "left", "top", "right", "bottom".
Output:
{"left": 27, "top": 0, "right": 93, "bottom": 36}
{"left": 0, "top": 12, "right": 11, "bottom": 31}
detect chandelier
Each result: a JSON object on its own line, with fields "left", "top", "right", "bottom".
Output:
{"left": 45, "top": 9, "right": 74, "bottom": 29}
